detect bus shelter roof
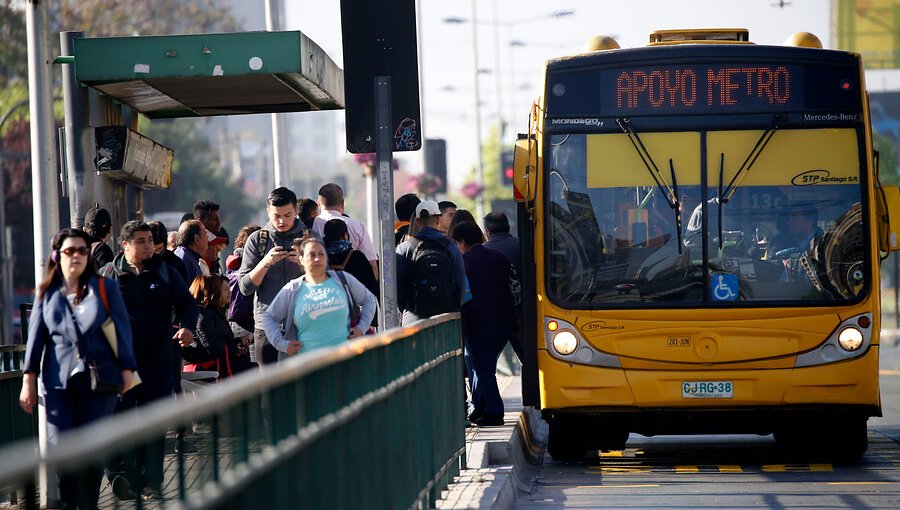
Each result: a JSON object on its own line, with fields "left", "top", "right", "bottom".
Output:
{"left": 72, "top": 31, "right": 344, "bottom": 118}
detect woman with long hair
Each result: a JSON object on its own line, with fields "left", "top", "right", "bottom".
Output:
{"left": 19, "top": 228, "right": 136, "bottom": 508}
{"left": 184, "top": 275, "right": 253, "bottom": 378}
{"left": 262, "top": 236, "right": 376, "bottom": 358}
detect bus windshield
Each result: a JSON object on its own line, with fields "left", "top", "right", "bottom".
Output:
{"left": 546, "top": 127, "right": 867, "bottom": 307}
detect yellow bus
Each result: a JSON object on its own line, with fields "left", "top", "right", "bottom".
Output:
{"left": 512, "top": 29, "right": 900, "bottom": 462}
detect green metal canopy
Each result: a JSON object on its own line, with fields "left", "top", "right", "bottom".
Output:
{"left": 72, "top": 31, "right": 344, "bottom": 118}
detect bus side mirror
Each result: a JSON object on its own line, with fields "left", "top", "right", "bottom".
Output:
{"left": 513, "top": 136, "right": 538, "bottom": 202}
{"left": 878, "top": 186, "right": 900, "bottom": 252}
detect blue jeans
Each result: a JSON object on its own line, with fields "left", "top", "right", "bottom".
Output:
{"left": 45, "top": 372, "right": 119, "bottom": 509}
{"left": 464, "top": 326, "right": 512, "bottom": 418}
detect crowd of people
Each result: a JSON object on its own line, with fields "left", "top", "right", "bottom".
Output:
{"left": 18, "top": 183, "right": 523, "bottom": 507}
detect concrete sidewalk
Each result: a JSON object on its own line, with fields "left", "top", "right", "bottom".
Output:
{"left": 437, "top": 375, "right": 546, "bottom": 510}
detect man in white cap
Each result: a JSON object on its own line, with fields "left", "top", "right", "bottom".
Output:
{"left": 395, "top": 200, "right": 467, "bottom": 324}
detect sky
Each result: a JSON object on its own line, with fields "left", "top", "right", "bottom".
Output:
{"left": 284, "top": 0, "right": 843, "bottom": 192}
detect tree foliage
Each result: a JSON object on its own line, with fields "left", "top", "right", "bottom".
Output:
{"left": 874, "top": 131, "right": 899, "bottom": 187}
{"left": 140, "top": 117, "right": 256, "bottom": 233}
{"left": 451, "top": 123, "right": 513, "bottom": 214}
{"left": 1, "top": 0, "right": 247, "bottom": 290}
{"left": 0, "top": 1, "right": 27, "bottom": 87}
{"left": 56, "top": 0, "right": 241, "bottom": 37}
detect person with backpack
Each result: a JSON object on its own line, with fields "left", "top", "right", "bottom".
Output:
{"left": 83, "top": 206, "right": 115, "bottom": 268}
{"left": 239, "top": 187, "right": 312, "bottom": 365}
{"left": 324, "top": 219, "right": 379, "bottom": 298}
{"left": 226, "top": 224, "right": 261, "bottom": 352}
{"left": 395, "top": 200, "right": 467, "bottom": 324}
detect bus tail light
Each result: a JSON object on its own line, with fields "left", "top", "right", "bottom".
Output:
{"left": 552, "top": 331, "right": 578, "bottom": 355}
{"left": 838, "top": 327, "right": 864, "bottom": 352}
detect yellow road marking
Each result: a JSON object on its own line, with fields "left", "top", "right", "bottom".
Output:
{"left": 675, "top": 466, "right": 699, "bottom": 473}
{"left": 763, "top": 464, "right": 833, "bottom": 472}
{"left": 719, "top": 465, "right": 743, "bottom": 473}
{"left": 881, "top": 369, "right": 900, "bottom": 376}
{"left": 599, "top": 451, "right": 624, "bottom": 457}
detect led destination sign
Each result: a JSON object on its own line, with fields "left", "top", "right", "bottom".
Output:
{"left": 615, "top": 65, "right": 794, "bottom": 111}
{"left": 547, "top": 60, "right": 860, "bottom": 118}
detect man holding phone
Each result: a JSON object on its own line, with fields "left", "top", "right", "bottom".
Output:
{"left": 238, "top": 187, "right": 313, "bottom": 364}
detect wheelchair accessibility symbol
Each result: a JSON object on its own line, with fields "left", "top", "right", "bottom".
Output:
{"left": 711, "top": 273, "right": 739, "bottom": 301}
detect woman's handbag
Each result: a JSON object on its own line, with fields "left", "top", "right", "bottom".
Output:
{"left": 64, "top": 293, "right": 121, "bottom": 394}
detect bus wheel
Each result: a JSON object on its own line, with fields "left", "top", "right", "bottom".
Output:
{"left": 775, "top": 416, "right": 868, "bottom": 463}
{"left": 830, "top": 417, "right": 868, "bottom": 463}
{"left": 594, "top": 428, "right": 629, "bottom": 451}
{"left": 548, "top": 416, "right": 587, "bottom": 462}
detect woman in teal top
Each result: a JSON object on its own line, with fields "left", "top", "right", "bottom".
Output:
{"left": 262, "top": 237, "right": 377, "bottom": 358}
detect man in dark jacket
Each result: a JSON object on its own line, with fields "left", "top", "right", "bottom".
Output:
{"left": 483, "top": 212, "right": 524, "bottom": 373}
{"left": 395, "top": 200, "right": 467, "bottom": 325}
{"left": 174, "top": 219, "right": 208, "bottom": 286}
{"left": 451, "top": 221, "right": 516, "bottom": 427}
{"left": 239, "top": 187, "right": 311, "bottom": 365}
{"left": 99, "top": 221, "right": 198, "bottom": 499}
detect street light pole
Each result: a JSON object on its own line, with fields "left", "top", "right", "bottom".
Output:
{"left": 470, "top": 0, "right": 485, "bottom": 221}
{"left": 265, "top": 0, "right": 290, "bottom": 190}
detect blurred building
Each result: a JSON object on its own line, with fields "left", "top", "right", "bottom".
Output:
{"left": 207, "top": 0, "right": 342, "bottom": 206}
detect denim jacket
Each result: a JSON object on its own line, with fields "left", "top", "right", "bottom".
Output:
{"left": 24, "top": 276, "right": 137, "bottom": 390}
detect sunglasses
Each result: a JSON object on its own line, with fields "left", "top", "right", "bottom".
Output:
{"left": 60, "top": 246, "right": 89, "bottom": 257}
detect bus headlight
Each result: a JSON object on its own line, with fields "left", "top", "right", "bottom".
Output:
{"left": 837, "top": 327, "right": 864, "bottom": 351}
{"left": 552, "top": 331, "right": 578, "bottom": 355}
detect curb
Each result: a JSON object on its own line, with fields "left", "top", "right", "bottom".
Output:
{"left": 881, "top": 329, "right": 900, "bottom": 347}
{"left": 438, "top": 408, "right": 546, "bottom": 509}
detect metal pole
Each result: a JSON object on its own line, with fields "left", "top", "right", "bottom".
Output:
{"left": 27, "top": 3, "right": 61, "bottom": 505}
{"left": 492, "top": 0, "right": 504, "bottom": 140}
{"left": 265, "top": 0, "right": 290, "bottom": 190}
{"left": 416, "top": 0, "right": 428, "bottom": 182}
{"left": 60, "top": 31, "right": 95, "bottom": 229}
{"left": 27, "top": 0, "right": 60, "bottom": 286}
{"left": 470, "top": 0, "right": 485, "bottom": 221}
{"left": 376, "top": 76, "right": 399, "bottom": 330}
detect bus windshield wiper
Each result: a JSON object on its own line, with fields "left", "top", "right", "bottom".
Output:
{"left": 720, "top": 115, "right": 785, "bottom": 204}
{"left": 617, "top": 118, "right": 679, "bottom": 209}
{"left": 616, "top": 118, "right": 682, "bottom": 253}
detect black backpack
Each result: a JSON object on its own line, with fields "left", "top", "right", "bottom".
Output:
{"left": 409, "top": 237, "right": 459, "bottom": 317}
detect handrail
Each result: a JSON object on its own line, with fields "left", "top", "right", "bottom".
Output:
{"left": 0, "top": 313, "right": 464, "bottom": 508}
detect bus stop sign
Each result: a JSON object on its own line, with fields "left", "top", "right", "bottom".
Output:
{"left": 340, "top": 0, "right": 422, "bottom": 153}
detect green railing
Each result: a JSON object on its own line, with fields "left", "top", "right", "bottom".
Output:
{"left": 0, "top": 314, "right": 465, "bottom": 509}
{"left": 0, "top": 344, "right": 36, "bottom": 448}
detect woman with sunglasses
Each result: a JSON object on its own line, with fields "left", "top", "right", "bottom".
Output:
{"left": 19, "top": 228, "right": 137, "bottom": 508}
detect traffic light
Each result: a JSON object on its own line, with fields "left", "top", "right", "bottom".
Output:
{"left": 424, "top": 138, "right": 447, "bottom": 193}
{"left": 500, "top": 149, "right": 515, "bottom": 186}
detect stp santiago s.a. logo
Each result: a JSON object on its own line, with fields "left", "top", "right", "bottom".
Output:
{"left": 791, "top": 169, "right": 857, "bottom": 186}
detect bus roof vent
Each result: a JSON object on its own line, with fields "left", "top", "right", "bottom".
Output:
{"left": 649, "top": 28, "right": 750, "bottom": 45}
{"left": 582, "top": 35, "right": 620, "bottom": 52}
{"left": 784, "top": 31, "right": 823, "bottom": 48}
